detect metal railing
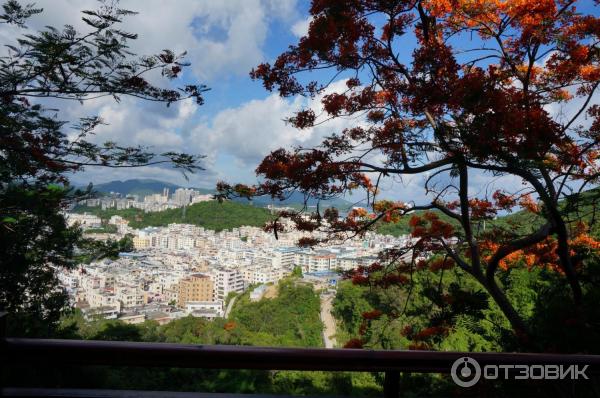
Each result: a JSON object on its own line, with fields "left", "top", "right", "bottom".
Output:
{"left": 2, "top": 313, "right": 600, "bottom": 397}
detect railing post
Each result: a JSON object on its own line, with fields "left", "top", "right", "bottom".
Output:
{"left": 383, "top": 370, "right": 400, "bottom": 398}
{"left": 0, "top": 312, "right": 6, "bottom": 338}
{"left": 0, "top": 311, "right": 6, "bottom": 391}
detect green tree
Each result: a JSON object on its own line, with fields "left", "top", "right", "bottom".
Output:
{"left": 332, "top": 281, "right": 372, "bottom": 336}
{"left": 230, "top": 281, "right": 323, "bottom": 347}
{"left": 291, "top": 266, "right": 303, "bottom": 278}
{"left": 0, "top": 0, "right": 207, "bottom": 336}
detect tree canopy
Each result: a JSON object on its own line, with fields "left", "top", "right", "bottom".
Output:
{"left": 0, "top": 0, "right": 206, "bottom": 335}
{"left": 218, "top": 0, "right": 600, "bottom": 350}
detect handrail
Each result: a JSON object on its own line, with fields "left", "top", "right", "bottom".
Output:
{"left": 2, "top": 307, "right": 600, "bottom": 398}
{"left": 3, "top": 338, "right": 600, "bottom": 373}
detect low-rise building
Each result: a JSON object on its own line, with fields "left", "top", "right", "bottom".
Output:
{"left": 119, "top": 313, "right": 146, "bottom": 324}
{"left": 184, "top": 300, "right": 224, "bottom": 319}
{"left": 65, "top": 213, "right": 102, "bottom": 229}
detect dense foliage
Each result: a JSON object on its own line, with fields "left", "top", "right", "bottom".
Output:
{"left": 377, "top": 187, "right": 600, "bottom": 238}
{"left": 0, "top": 0, "right": 206, "bottom": 334}
{"left": 73, "top": 200, "right": 273, "bottom": 232}
{"left": 332, "top": 263, "right": 600, "bottom": 395}
{"left": 230, "top": 280, "right": 323, "bottom": 347}
{"left": 75, "top": 234, "right": 135, "bottom": 265}
{"left": 376, "top": 209, "right": 459, "bottom": 237}
{"left": 6, "top": 281, "right": 385, "bottom": 397}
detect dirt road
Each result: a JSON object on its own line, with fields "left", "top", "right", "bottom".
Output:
{"left": 224, "top": 296, "right": 237, "bottom": 318}
{"left": 320, "top": 293, "right": 337, "bottom": 348}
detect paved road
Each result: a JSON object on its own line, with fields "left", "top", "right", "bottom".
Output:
{"left": 320, "top": 293, "right": 337, "bottom": 348}
{"left": 224, "top": 296, "right": 237, "bottom": 318}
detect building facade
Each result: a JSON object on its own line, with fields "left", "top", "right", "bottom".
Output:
{"left": 177, "top": 273, "right": 213, "bottom": 307}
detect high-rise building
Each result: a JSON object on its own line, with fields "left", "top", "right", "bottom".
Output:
{"left": 173, "top": 188, "right": 195, "bottom": 206}
{"left": 177, "top": 274, "right": 213, "bottom": 307}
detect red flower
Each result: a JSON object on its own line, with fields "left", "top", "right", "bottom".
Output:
{"left": 343, "top": 338, "right": 365, "bottom": 349}
{"left": 223, "top": 321, "right": 236, "bottom": 331}
{"left": 351, "top": 274, "right": 369, "bottom": 285}
{"left": 362, "top": 310, "right": 383, "bottom": 320}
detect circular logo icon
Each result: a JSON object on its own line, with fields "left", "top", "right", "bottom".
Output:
{"left": 451, "top": 357, "right": 481, "bottom": 388}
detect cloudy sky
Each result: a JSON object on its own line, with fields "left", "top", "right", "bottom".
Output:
{"left": 5, "top": 0, "right": 317, "bottom": 189}
{"left": 4, "top": 1, "right": 596, "bottom": 205}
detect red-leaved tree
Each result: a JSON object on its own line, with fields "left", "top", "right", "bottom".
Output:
{"left": 218, "top": 0, "right": 600, "bottom": 349}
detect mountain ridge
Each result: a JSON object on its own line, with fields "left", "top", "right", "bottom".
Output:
{"left": 84, "top": 178, "right": 354, "bottom": 209}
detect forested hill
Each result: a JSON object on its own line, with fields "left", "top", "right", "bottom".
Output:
{"left": 377, "top": 187, "right": 600, "bottom": 237}
{"left": 74, "top": 201, "right": 273, "bottom": 232}
{"left": 75, "top": 186, "right": 600, "bottom": 236}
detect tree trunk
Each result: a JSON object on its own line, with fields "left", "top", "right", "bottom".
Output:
{"left": 481, "top": 273, "right": 533, "bottom": 347}
{"left": 519, "top": 169, "right": 583, "bottom": 308}
{"left": 539, "top": 194, "right": 583, "bottom": 308}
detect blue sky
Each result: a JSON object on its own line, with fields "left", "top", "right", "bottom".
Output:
{"left": 0, "top": 0, "right": 321, "bottom": 189}
{"left": 3, "top": 0, "right": 597, "bottom": 205}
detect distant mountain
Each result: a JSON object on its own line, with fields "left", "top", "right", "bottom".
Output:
{"left": 87, "top": 179, "right": 212, "bottom": 198}
{"left": 236, "top": 191, "right": 354, "bottom": 211}
{"left": 86, "top": 179, "right": 354, "bottom": 209}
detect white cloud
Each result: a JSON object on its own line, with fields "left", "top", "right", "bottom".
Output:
{"left": 8, "top": 0, "right": 298, "bottom": 81}
{"left": 3, "top": 0, "right": 308, "bottom": 188}
{"left": 291, "top": 16, "right": 312, "bottom": 38}
{"left": 189, "top": 0, "right": 298, "bottom": 79}
{"left": 187, "top": 79, "right": 359, "bottom": 170}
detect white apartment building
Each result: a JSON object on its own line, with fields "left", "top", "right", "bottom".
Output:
{"left": 80, "top": 275, "right": 101, "bottom": 291}
{"left": 87, "top": 290, "right": 119, "bottom": 309}
{"left": 273, "top": 248, "right": 302, "bottom": 268}
{"left": 242, "top": 265, "right": 289, "bottom": 285}
{"left": 191, "top": 194, "right": 213, "bottom": 203}
{"left": 172, "top": 188, "right": 201, "bottom": 206}
{"left": 184, "top": 300, "right": 224, "bottom": 319}
{"left": 115, "top": 285, "right": 147, "bottom": 308}
{"left": 211, "top": 268, "right": 245, "bottom": 300}
{"left": 108, "top": 215, "right": 125, "bottom": 225}
{"left": 293, "top": 251, "right": 333, "bottom": 273}
{"left": 65, "top": 213, "right": 102, "bottom": 229}
{"left": 59, "top": 272, "right": 79, "bottom": 289}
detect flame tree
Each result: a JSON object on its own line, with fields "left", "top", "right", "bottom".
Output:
{"left": 218, "top": 0, "right": 600, "bottom": 349}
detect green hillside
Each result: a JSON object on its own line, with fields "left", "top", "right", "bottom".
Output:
{"left": 376, "top": 187, "right": 600, "bottom": 237}
{"left": 488, "top": 187, "right": 600, "bottom": 237}
{"left": 74, "top": 187, "right": 600, "bottom": 236}
{"left": 74, "top": 201, "right": 273, "bottom": 232}
{"left": 376, "top": 210, "right": 460, "bottom": 237}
